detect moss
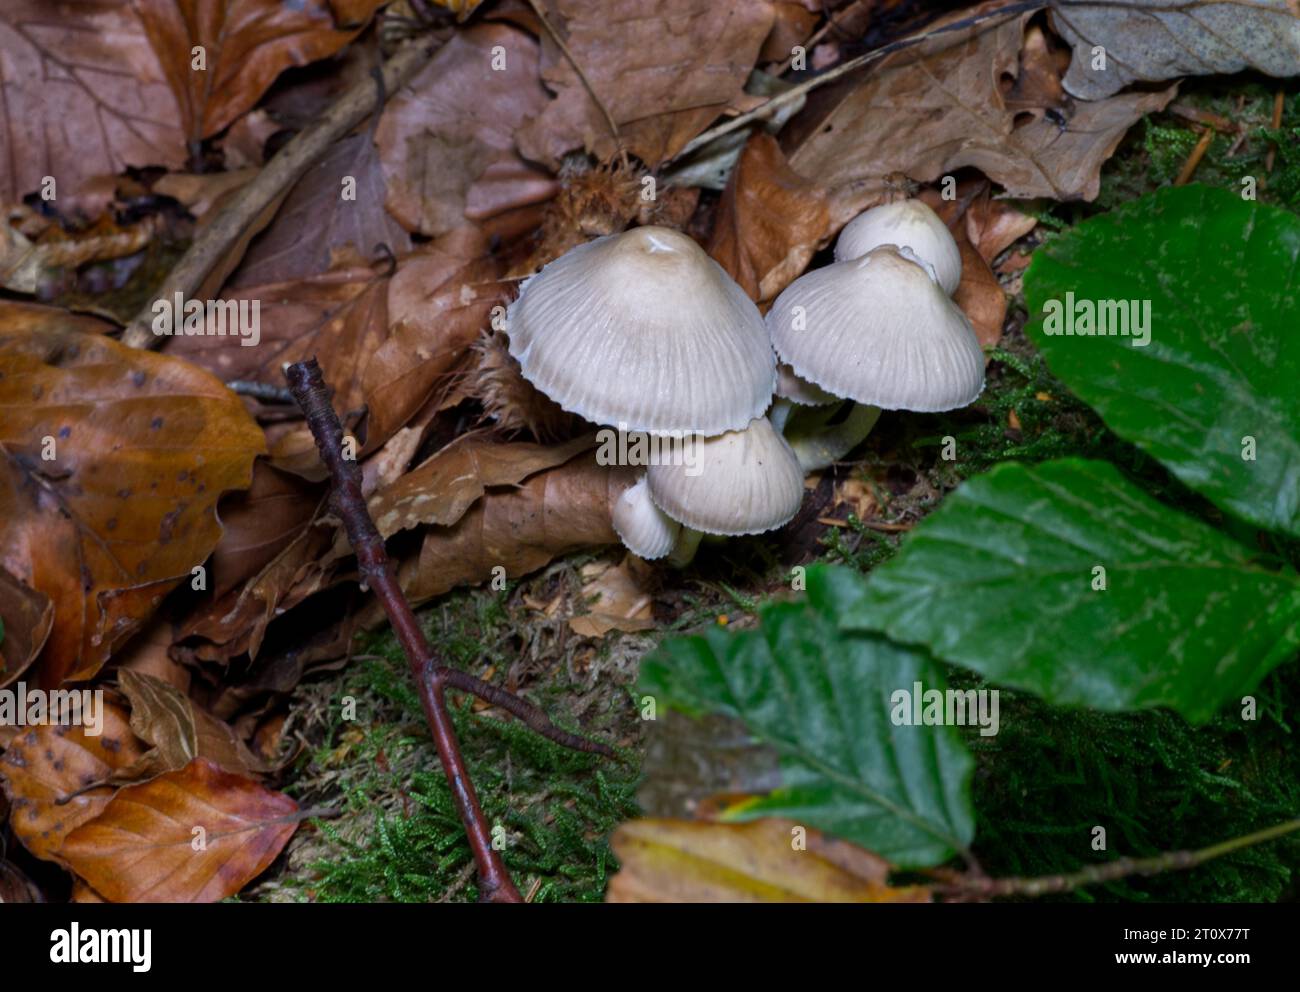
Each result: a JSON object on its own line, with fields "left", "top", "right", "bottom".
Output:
{"left": 260, "top": 580, "right": 642, "bottom": 903}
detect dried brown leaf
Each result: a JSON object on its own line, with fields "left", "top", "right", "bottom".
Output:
{"left": 135, "top": 0, "right": 383, "bottom": 141}
{"left": 786, "top": 5, "right": 1176, "bottom": 202}
{"left": 377, "top": 24, "right": 557, "bottom": 237}
{"left": 61, "top": 757, "right": 299, "bottom": 902}
{"left": 0, "top": 310, "right": 266, "bottom": 684}
{"left": 0, "top": 702, "right": 147, "bottom": 863}
{"left": 707, "top": 132, "right": 831, "bottom": 302}
{"left": 518, "top": 0, "right": 776, "bottom": 169}
{"left": 0, "top": 565, "right": 53, "bottom": 687}
{"left": 607, "top": 817, "right": 932, "bottom": 903}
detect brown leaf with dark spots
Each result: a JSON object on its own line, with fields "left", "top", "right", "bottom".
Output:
{"left": 114, "top": 669, "right": 272, "bottom": 781}
{"left": 377, "top": 24, "right": 557, "bottom": 237}
{"left": 785, "top": 5, "right": 1176, "bottom": 203}
{"left": 518, "top": 0, "right": 776, "bottom": 169}
{"left": 0, "top": 703, "right": 147, "bottom": 863}
{"left": 0, "top": 564, "right": 53, "bottom": 687}
{"left": 0, "top": 0, "right": 187, "bottom": 205}
{"left": 707, "top": 133, "right": 831, "bottom": 302}
{"left": 135, "top": 0, "right": 383, "bottom": 142}
{"left": 607, "top": 818, "right": 932, "bottom": 903}
{"left": 0, "top": 310, "right": 266, "bottom": 684}
{"left": 61, "top": 757, "right": 299, "bottom": 902}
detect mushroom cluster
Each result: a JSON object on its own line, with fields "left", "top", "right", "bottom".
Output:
{"left": 501, "top": 199, "right": 985, "bottom": 564}
{"left": 506, "top": 226, "right": 803, "bottom": 563}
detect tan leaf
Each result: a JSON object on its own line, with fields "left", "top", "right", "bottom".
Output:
{"left": 0, "top": 310, "right": 266, "bottom": 684}
{"left": 1049, "top": 0, "right": 1300, "bottom": 101}
{"left": 210, "top": 462, "right": 322, "bottom": 599}
{"left": 0, "top": 702, "right": 147, "bottom": 863}
{"left": 402, "top": 455, "right": 629, "bottom": 606}
{"left": 787, "top": 6, "right": 1176, "bottom": 202}
{"left": 607, "top": 817, "right": 932, "bottom": 903}
{"left": 115, "top": 669, "right": 272, "bottom": 780}
{"left": 376, "top": 24, "right": 557, "bottom": 237}
{"left": 568, "top": 556, "right": 655, "bottom": 637}
{"left": 707, "top": 133, "right": 831, "bottom": 302}
{"left": 0, "top": 564, "right": 53, "bottom": 687}
{"left": 367, "top": 434, "right": 595, "bottom": 540}
{"left": 61, "top": 757, "right": 299, "bottom": 902}
{"left": 0, "top": 0, "right": 187, "bottom": 205}
{"left": 134, "top": 0, "right": 383, "bottom": 141}
{"left": 518, "top": 0, "right": 776, "bottom": 169}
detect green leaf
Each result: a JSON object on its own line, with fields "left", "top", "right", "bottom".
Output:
{"left": 640, "top": 567, "right": 975, "bottom": 868}
{"left": 840, "top": 458, "right": 1300, "bottom": 723}
{"left": 1024, "top": 184, "right": 1300, "bottom": 536}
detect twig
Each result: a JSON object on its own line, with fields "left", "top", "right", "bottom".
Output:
{"left": 121, "top": 38, "right": 438, "bottom": 350}
{"left": 441, "top": 667, "right": 618, "bottom": 758}
{"left": 228, "top": 380, "right": 297, "bottom": 404}
{"left": 285, "top": 357, "right": 521, "bottom": 904}
{"left": 524, "top": 0, "right": 628, "bottom": 169}
{"left": 669, "top": 1, "right": 1041, "bottom": 162}
{"left": 1174, "top": 126, "right": 1215, "bottom": 186}
{"left": 1266, "top": 89, "right": 1286, "bottom": 173}
{"left": 938, "top": 816, "right": 1300, "bottom": 900}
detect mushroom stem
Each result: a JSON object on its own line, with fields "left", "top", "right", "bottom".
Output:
{"left": 667, "top": 527, "right": 704, "bottom": 567}
{"left": 782, "top": 402, "right": 882, "bottom": 472}
{"left": 768, "top": 397, "right": 796, "bottom": 433}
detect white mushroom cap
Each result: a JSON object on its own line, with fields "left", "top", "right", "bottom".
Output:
{"left": 646, "top": 417, "right": 804, "bottom": 536}
{"left": 766, "top": 246, "right": 985, "bottom": 413}
{"left": 506, "top": 226, "right": 775, "bottom": 436}
{"left": 612, "top": 475, "right": 680, "bottom": 560}
{"left": 775, "top": 363, "right": 839, "bottom": 406}
{"left": 835, "top": 199, "right": 962, "bottom": 295}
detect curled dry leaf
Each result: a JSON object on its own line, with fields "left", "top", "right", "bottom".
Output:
{"left": 1049, "top": 0, "right": 1300, "bottom": 101}
{"left": 0, "top": 564, "right": 53, "bottom": 688}
{"left": 61, "top": 757, "right": 299, "bottom": 903}
{"left": 518, "top": 0, "right": 776, "bottom": 169}
{"left": 210, "top": 462, "right": 323, "bottom": 599}
{"left": 785, "top": 5, "right": 1176, "bottom": 203}
{"left": 365, "top": 434, "right": 595, "bottom": 541}
{"left": 114, "top": 669, "right": 273, "bottom": 782}
{"left": 401, "top": 454, "right": 631, "bottom": 606}
{"left": 568, "top": 556, "right": 656, "bottom": 637}
{"left": 376, "top": 24, "right": 558, "bottom": 237}
{"left": 0, "top": 310, "right": 266, "bottom": 684}
{"left": 135, "top": 0, "right": 383, "bottom": 141}
{"left": 606, "top": 817, "right": 932, "bottom": 903}
{"left": 0, "top": 0, "right": 186, "bottom": 204}
{"left": 0, "top": 702, "right": 147, "bottom": 863}
{"left": 707, "top": 133, "right": 831, "bottom": 302}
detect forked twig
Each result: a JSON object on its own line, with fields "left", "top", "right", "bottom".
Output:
{"left": 285, "top": 357, "right": 521, "bottom": 903}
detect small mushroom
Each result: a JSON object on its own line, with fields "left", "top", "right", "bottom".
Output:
{"left": 835, "top": 199, "right": 962, "bottom": 296}
{"left": 646, "top": 417, "right": 804, "bottom": 564}
{"left": 506, "top": 225, "right": 775, "bottom": 436}
{"left": 611, "top": 475, "right": 680, "bottom": 560}
{"left": 766, "top": 245, "right": 984, "bottom": 414}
